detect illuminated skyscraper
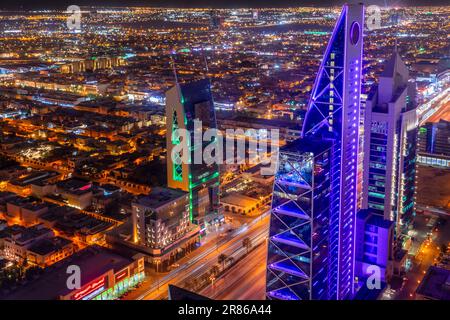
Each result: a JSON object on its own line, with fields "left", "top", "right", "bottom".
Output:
{"left": 166, "top": 79, "right": 220, "bottom": 228}
{"left": 266, "top": 3, "right": 364, "bottom": 300}
{"left": 362, "top": 49, "right": 418, "bottom": 236}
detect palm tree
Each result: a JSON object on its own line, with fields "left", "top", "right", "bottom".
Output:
{"left": 191, "top": 278, "right": 200, "bottom": 290}
{"left": 200, "top": 273, "right": 210, "bottom": 285}
{"left": 243, "top": 237, "right": 252, "bottom": 254}
{"left": 210, "top": 265, "right": 220, "bottom": 277}
{"left": 226, "top": 256, "right": 235, "bottom": 266}
{"left": 184, "top": 279, "right": 194, "bottom": 290}
{"left": 218, "top": 253, "right": 228, "bottom": 270}
{"left": 208, "top": 265, "right": 220, "bottom": 287}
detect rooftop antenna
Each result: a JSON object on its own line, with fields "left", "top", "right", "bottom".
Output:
{"left": 201, "top": 47, "right": 209, "bottom": 76}
{"left": 170, "top": 50, "right": 179, "bottom": 85}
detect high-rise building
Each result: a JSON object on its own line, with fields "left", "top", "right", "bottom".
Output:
{"left": 362, "top": 49, "right": 418, "bottom": 236}
{"left": 266, "top": 3, "right": 364, "bottom": 300}
{"left": 165, "top": 79, "right": 220, "bottom": 227}
{"left": 357, "top": 93, "right": 368, "bottom": 210}
{"left": 418, "top": 119, "right": 450, "bottom": 156}
{"left": 418, "top": 120, "right": 450, "bottom": 169}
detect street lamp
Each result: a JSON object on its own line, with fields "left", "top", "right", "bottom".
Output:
{"left": 209, "top": 275, "right": 215, "bottom": 288}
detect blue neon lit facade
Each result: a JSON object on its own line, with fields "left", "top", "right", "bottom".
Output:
{"left": 266, "top": 138, "right": 332, "bottom": 300}
{"left": 266, "top": 3, "right": 364, "bottom": 300}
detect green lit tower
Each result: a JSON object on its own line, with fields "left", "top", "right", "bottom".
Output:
{"left": 165, "top": 78, "right": 220, "bottom": 229}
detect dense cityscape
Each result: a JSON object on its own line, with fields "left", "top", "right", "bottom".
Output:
{"left": 0, "top": 1, "right": 449, "bottom": 303}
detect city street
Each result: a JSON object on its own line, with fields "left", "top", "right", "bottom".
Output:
{"left": 392, "top": 214, "right": 449, "bottom": 299}
{"left": 123, "top": 213, "right": 270, "bottom": 300}
{"left": 396, "top": 238, "right": 440, "bottom": 299}
{"left": 201, "top": 240, "right": 267, "bottom": 300}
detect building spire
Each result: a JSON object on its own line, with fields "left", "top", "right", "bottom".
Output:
{"left": 170, "top": 50, "right": 179, "bottom": 85}
{"left": 203, "top": 53, "right": 209, "bottom": 75}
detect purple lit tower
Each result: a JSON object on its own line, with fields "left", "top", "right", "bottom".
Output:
{"left": 355, "top": 48, "right": 418, "bottom": 284}
{"left": 266, "top": 3, "right": 364, "bottom": 300}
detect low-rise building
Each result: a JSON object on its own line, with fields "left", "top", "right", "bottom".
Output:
{"left": 5, "top": 196, "right": 49, "bottom": 225}
{"left": 56, "top": 178, "right": 93, "bottom": 210}
{"left": 27, "top": 236, "right": 75, "bottom": 267}
{"left": 415, "top": 266, "right": 450, "bottom": 300}
{"left": 355, "top": 210, "right": 394, "bottom": 283}
{"left": 221, "top": 193, "right": 261, "bottom": 216}
{"left": 7, "top": 170, "right": 60, "bottom": 198}
{"left": 0, "top": 191, "right": 17, "bottom": 214}
{"left": 0, "top": 165, "right": 28, "bottom": 183}
{"left": 38, "top": 205, "right": 112, "bottom": 243}
{"left": 0, "top": 245, "right": 145, "bottom": 300}
{"left": 1, "top": 223, "right": 54, "bottom": 263}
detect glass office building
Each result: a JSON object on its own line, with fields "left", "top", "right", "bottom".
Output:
{"left": 166, "top": 79, "right": 220, "bottom": 226}
{"left": 362, "top": 50, "right": 418, "bottom": 236}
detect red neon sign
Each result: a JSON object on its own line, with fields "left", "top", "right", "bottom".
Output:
{"left": 72, "top": 277, "right": 106, "bottom": 300}
{"left": 78, "top": 183, "right": 92, "bottom": 191}
{"left": 115, "top": 269, "right": 129, "bottom": 282}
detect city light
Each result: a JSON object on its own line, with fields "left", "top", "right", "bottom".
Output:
{"left": 0, "top": 0, "right": 448, "bottom": 306}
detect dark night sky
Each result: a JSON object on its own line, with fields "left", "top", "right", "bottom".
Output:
{"left": 0, "top": 0, "right": 448, "bottom": 10}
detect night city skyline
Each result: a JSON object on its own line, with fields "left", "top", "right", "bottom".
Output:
{"left": 2, "top": 0, "right": 450, "bottom": 10}
{"left": 0, "top": 0, "right": 449, "bottom": 309}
